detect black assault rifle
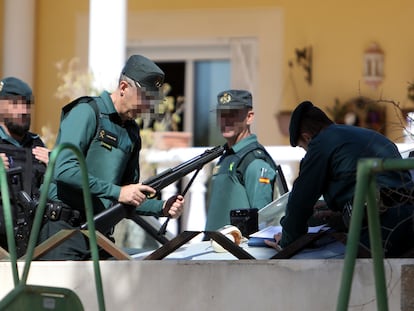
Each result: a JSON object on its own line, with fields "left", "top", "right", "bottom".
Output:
{"left": 0, "top": 167, "right": 38, "bottom": 257}
{"left": 81, "top": 145, "right": 225, "bottom": 243}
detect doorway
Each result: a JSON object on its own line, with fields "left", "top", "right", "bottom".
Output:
{"left": 127, "top": 37, "right": 256, "bottom": 146}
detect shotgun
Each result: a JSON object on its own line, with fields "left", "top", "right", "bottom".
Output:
{"left": 81, "top": 145, "right": 225, "bottom": 234}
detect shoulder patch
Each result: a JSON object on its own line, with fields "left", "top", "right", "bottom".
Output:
{"left": 253, "top": 149, "right": 264, "bottom": 157}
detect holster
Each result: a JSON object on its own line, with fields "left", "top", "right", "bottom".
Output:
{"left": 45, "top": 201, "right": 82, "bottom": 227}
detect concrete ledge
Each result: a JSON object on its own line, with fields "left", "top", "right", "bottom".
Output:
{"left": 1, "top": 259, "right": 413, "bottom": 310}
{"left": 402, "top": 264, "right": 414, "bottom": 311}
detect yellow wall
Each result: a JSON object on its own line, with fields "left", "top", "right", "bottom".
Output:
{"left": 2, "top": 0, "right": 413, "bottom": 146}
{"left": 34, "top": 0, "right": 88, "bottom": 143}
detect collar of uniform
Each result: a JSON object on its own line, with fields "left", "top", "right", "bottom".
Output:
{"left": 19, "top": 131, "right": 39, "bottom": 148}
{"left": 101, "top": 90, "right": 139, "bottom": 128}
{"left": 0, "top": 126, "right": 21, "bottom": 147}
{"left": 230, "top": 134, "right": 257, "bottom": 153}
{"left": 100, "top": 90, "right": 125, "bottom": 126}
{"left": 100, "top": 90, "right": 118, "bottom": 115}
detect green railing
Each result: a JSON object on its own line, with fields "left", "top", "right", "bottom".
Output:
{"left": 0, "top": 143, "right": 106, "bottom": 311}
{"left": 336, "top": 157, "right": 414, "bottom": 311}
{"left": 0, "top": 152, "right": 19, "bottom": 285}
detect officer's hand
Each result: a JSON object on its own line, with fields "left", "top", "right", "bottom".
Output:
{"left": 119, "top": 184, "right": 156, "bottom": 207}
{"left": 264, "top": 232, "right": 283, "bottom": 251}
{"left": 162, "top": 195, "right": 184, "bottom": 219}
{"left": 32, "top": 146, "right": 50, "bottom": 165}
{"left": 0, "top": 153, "right": 9, "bottom": 170}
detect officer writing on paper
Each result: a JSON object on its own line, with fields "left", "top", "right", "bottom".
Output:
{"left": 38, "top": 55, "right": 184, "bottom": 260}
{"left": 204, "top": 90, "right": 277, "bottom": 232}
{"left": 265, "top": 101, "right": 414, "bottom": 257}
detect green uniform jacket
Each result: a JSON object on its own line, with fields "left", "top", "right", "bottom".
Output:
{"left": 47, "top": 91, "right": 163, "bottom": 216}
{"left": 280, "top": 124, "right": 413, "bottom": 248}
{"left": 205, "top": 134, "right": 276, "bottom": 231}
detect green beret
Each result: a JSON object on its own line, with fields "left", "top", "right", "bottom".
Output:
{"left": 216, "top": 89, "right": 253, "bottom": 110}
{"left": 0, "top": 77, "right": 32, "bottom": 99}
{"left": 122, "top": 55, "right": 165, "bottom": 93}
{"left": 289, "top": 101, "right": 314, "bottom": 147}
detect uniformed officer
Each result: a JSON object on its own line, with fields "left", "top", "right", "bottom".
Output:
{"left": 0, "top": 77, "right": 49, "bottom": 196}
{"left": 204, "top": 89, "right": 277, "bottom": 232}
{"left": 38, "top": 55, "right": 185, "bottom": 260}
{"left": 266, "top": 101, "right": 414, "bottom": 257}
{"left": 0, "top": 77, "right": 50, "bottom": 256}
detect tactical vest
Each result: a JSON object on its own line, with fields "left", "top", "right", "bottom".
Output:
{"left": 205, "top": 142, "right": 277, "bottom": 231}
{"left": 0, "top": 140, "right": 46, "bottom": 200}
{"left": 59, "top": 96, "right": 141, "bottom": 210}
{"left": 0, "top": 134, "right": 47, "bottom": 256}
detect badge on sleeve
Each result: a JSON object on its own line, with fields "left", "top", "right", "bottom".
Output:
{"left": 258, "top": 167, "right": 270, "bottom": 184}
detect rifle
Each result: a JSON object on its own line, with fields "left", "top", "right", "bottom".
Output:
{"left": 0, "top": 167, "right": 37, "bottom": 257}
{"left": 81, "top": 145, "right": 225, "bottom": 242}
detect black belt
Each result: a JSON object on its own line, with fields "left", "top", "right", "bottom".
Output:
{"left": 45, "top": 201, "right": 82, "bottom": 227}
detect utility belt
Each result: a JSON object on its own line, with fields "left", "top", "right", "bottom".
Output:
{"left": 44, "top": 201, "right": 83, "bottom": 227}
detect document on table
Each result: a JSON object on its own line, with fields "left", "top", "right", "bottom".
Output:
{"left": 248, "top": 224, "right": 328, "bottom": 247}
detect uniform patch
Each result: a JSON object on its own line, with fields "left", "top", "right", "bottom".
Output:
{"left": 98, "top": 129, "right": 118, "bottom": 148}
{"left": 259, "top": 177, "right": 270, "bottom": 184}
{"left": 259, "top": 167, "right": 270, "bottom": 184}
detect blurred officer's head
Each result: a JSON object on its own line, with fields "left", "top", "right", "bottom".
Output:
{"left": 0, "top": 77, "right": 33, "bottom": 137}
{"left": 117, "top": 55, "right": 165, "bottom": 120}
{"left": 289, "top": 101, "right": 333, "bottom": 149}
{"left": 216, "top": 89, "right": 254, "bottom": 140}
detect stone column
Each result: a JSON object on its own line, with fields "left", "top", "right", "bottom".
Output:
{"left": 2, "top": 0, "right": 35, "bottom": 84}
{"left": 89, "top": 0, "right": 127, "bottom": 91}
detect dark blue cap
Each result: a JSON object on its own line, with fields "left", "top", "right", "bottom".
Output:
{"left": 0, "top": 77, "right": 32, "bottom": 99}
{"left": 216, "top": 89, "right": 253, "bottom": 110}
{"left": 121, "top": 55, "right": 165, "bottom": 93}
{"left": 289, "top": 101, "right": 314, "bottom": 147}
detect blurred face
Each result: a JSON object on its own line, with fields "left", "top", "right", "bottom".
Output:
{"left": 297, "top": 133, "right": 312, "bottom": 151}
{"left": 0, "top": 98, "right": 31, "bottom": 137}
{"left": 217, "top": 108, "right": 253, "bottom": 140}
{"left": 118, "top": 80, "right": 161, "bottom": 121}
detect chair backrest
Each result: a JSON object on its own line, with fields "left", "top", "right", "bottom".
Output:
{"left": 0, "top": 143, "right": 106, "bottom": 311}
{"left": 0, "top": 284, "right": 84, "bottom": 311}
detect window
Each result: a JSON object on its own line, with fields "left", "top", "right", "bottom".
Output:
{"left": 127, "top": 37, "right": 257, "bottom": 146}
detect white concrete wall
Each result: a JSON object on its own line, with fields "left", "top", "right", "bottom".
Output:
{"left": 0, "top": 258, "right": 412, "bottom": 310}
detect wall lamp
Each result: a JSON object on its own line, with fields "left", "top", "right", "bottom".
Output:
{"left": 295, "top": 46, "right": 312, "bottom": 85}
{"left": 363, "top": 42, "right": 384, "bottom": 89}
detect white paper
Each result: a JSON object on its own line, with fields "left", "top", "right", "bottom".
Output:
{"left": 249, "top": 224, "right": 328, "bottom": 239}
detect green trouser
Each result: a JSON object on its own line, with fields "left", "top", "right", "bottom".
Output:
{"left": 37, "top": 220, "right": 90, "bottom": 260}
